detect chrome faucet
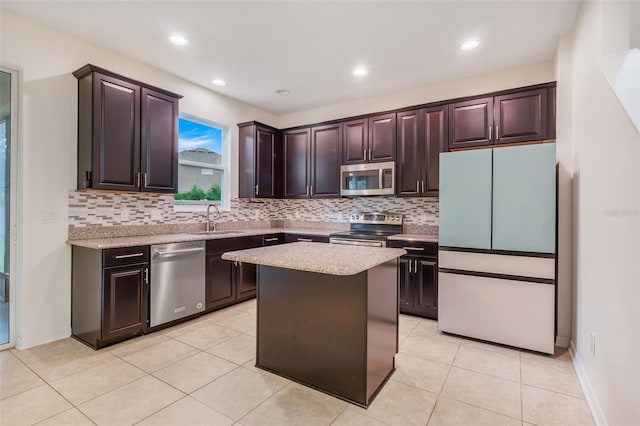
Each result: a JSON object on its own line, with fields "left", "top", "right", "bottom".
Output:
{"left": 206, "top": 204, "right": 222, "bottom": 232}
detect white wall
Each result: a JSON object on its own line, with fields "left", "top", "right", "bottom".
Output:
{"left": 279, "top": 61, "right": 555, "bottom": 128}
{"left": 0, "top": 8, "right": 278, "bottom": 348}
{"left": 555, "top": 1, "right": 640, "bottom": 425}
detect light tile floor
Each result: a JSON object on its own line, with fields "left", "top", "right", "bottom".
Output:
{"left": 0, "top": 299, "right": 595, "bottom": 426}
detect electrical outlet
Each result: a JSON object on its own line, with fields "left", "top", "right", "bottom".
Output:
{"left": 120, "top": 210, "right": 129, "bottom": 221}
{"left": 41, "top": 210, "right": 57, "bottom": 223}
{"left": 150, "top": 210, "right": 162, "bottom": 221}
{"left": 295, "top": 211, "right": 301, "bottom": 219}
{"left": 419, "top": 213, "right": 427, "bottom": 222}
{"left": 590, "top": 332, "right": 596, "bottom": 356}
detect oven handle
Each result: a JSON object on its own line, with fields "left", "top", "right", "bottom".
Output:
{"left": 329, "top": 238, "right": 384, "bottom": 248}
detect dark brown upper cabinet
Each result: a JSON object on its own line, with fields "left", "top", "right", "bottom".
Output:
{"left": 74, "top": 64, "right": 182, "bottom": 193}
{"left": 238, "top": 122, "right": 281, "bottom": 198}
{"left": 284, "top": 124, "right": 341, "bottom": 198}
{"left": 448, "top": 87, "right": 549, "bottom": 150}
{"left": 342, "top": 114, "right": 395, "bottom": 164}
{"left": 494, "top": 89, "right": 547, "bottom": 144}
{"left": 396, "top": 106, "right": 447, "bottom": 197}
{"left": 448, "top": 97, "right": 494, "bottom": 149}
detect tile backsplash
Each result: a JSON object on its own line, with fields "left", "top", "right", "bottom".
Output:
{"left": 69, "top": 191, "right": 438, "bottom": 230}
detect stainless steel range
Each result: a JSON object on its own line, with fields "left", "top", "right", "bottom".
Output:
{"left": 329, "top": 212, "right": 404, "bottom": 248}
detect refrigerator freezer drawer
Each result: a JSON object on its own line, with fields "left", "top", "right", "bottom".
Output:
{"left": 438, "top": 272, "right": 555, "bottom": 353}
{"left": 438, "top": 250, "right": 555, "bottom": 280}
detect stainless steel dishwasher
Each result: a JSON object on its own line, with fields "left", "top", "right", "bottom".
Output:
{"left": 150, "top": 241, "right": 205, "bottom": 327}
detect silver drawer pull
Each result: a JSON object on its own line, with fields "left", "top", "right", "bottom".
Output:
{"left": 265, "top": 237, "right": 279, "bottom": 242}
{"left": 403, "top": 247, "right": 425, "bottom": 251}
{"left": 297, "top": 238, "right": 313, "bottom": 242}
{"left": 153, "top": 247, "right": 204, "bottom": 257}
{"left": 114, "top": 253, "right": 144, "bottom": 259}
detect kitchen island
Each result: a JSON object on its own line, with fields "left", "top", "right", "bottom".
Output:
{"left": 222, "top": 242, "right": 406, "bottom": 407}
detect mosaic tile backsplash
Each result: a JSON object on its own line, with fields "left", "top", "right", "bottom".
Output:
{"left": 69, "top": 191, "right": 438, "bottom": 230}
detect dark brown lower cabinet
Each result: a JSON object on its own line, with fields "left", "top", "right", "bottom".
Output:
{"left": 72, "top": 245, "right": 149, "bottom": 349}
{"left": 205, "top": 236, "right": 263, "bottom": 311}
{"left": 390, "top": 241, "right": 438, "bottom": 319}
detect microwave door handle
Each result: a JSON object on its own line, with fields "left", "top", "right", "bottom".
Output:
{"left": 379, "top": 169, "right": 384, "bottom": 190}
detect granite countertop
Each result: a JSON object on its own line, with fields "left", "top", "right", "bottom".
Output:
{"left": 67, "top": 228, "right": 335, "bottom": 249}
{"left": 221, "top": 242, "right": 406, "bottom": 276}
{"left": 388, "top": 233, "right": 439, "bottom": 243}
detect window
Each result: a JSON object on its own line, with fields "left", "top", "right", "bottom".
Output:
{"left": 175, "top": 115, "right": 227, "bottom": 207}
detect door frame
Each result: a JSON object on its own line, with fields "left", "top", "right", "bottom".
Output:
{"left": 0, "top": 64, "right": 21, "bottom": 350}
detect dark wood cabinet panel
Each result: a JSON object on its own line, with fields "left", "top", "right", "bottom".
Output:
{"left": 238, "top": 123, "right": 280, "bottom": 198}
{"left": 396, "top": 110, "right": 422, "bottom": 196}
{"left": 310, "top": 123, "right": 342, "bottom": 198}
{"left": 414, "top": 259, "right": 437, "bottom": 318}
{"left": 92, "top": 73, "right": 140, "bottom": 191}
{"left": 494, "top": 89, "right": 547, "bottom": 144}
{"left": 368, "top": 113, "right": 396, "bottom": 162}
{"left": 74, "top": 64, "right": 181, "bottom": 193}
{"left": 283, "top": 129, "right": 311, "bottom": 198}
{"left": 424, "top": 106, "right": 447, "bottom": 193}
{"left": 140, "top": 88, "right": 178, "bottom": 193}
{"left": 342, "top": 119, "right": 368, "bottom": 164}
{"left": 205, "top": 254, "right": 235, "bottom": 310}
{"left": 398, "top": 258, "right": 413, "bottom": 310}
{"left": 102, "top": 265, "right": 148, "bottom": 342}
{"left": 449, "top": 97, "right": 493, "bottom": 149}
{"left": 236, "top": 262, "right": 258, "bottom": 301}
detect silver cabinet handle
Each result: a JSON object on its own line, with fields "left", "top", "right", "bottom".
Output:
{"left": 329, "top": 238, "right": 384, "bottom": 248}
{"left": 144, "top": 173, "right": 148, "bottom": 188}
{"left": 364, "top": 149, "right": 367, "bottom": 161}
{"left": 408, "top": 259, "right": 412, "bottom": 273}
{"left": 135, "top": 172, "right": 140, "bottom": 188}
{"left": 255, "top": 184, "right": 259, "bottom": 196}
{"left": 115, "top": 253, "right": 144, "bottom": 259}
{"left": 416, "top": 181, "right": 420, "bottom": 193}
{"left": 144, "top": 267, "right": 149, "bottom": 284}
{"left": 368, "top": 149, "right": 372, "bottom": 161}
{"left": 264, "top": 237, "right": 279, "bottom": 242}
{"left": 413, "top": 259, "right": 418, "bottom": 274}
{"left": 421, "top": 180, "right": 425, "bottom": 193}
{"left": 496, "top": 124, "right": 499, "bottom": 140}
{"left": 306, "top": 185, "right": 310, "bottom": 196}
{"left": 403, "top": 247, "right": 425, "bottom": 251}
{"left": 489, "top": 124, "right": 492, "bottom": 141}
{"left": 297, "top": 238, "right": 313, "bottom": 242}
{"left": 310, "top": 185, "right": 313, "bottom": 196}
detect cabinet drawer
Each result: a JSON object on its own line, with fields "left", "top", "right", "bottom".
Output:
{"left": 103, "top": 246, "right": 149, "bottom": 268}
{"left": 388, "top": 240, "right": 437, "bottom": 256}
{"left": 206, "top": 235, "right": 263, "bottom": 254}
{"left": 283, "top": 233, "right": 330, "bottom": 243}
{"left": 263, "top": 233, "right": 285, "bottom": 246}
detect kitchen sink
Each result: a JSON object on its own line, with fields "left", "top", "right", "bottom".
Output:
{"left": 190, "top": 230, "right": 247, "bottom": 236}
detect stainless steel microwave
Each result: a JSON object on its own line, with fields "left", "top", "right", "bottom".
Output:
{"left": 340, "top": 161, "right": 395, "bottom": 196}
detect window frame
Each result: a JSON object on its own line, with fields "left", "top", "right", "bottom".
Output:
{"left": 173, "top": 112, "right": 230, "bottom": 211}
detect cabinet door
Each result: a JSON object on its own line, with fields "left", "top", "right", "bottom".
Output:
{"left": 414, "top": 259, "right": 438, "bottom": 319}
{"left": 342, "top": 119, "right": 368, "bottom": 164}
{"left": 236, "top": 262, "right": 258, "bottom": 301}
{"left": 283, "top": 129, "right": 310, "bottom": 198}
{"left": 448, "top": 97, "right": 493, "bottom": 149}
{"left": 396, "top": 110, "right": 423, "bottom": 196}
{"left": 310, "top": 123, "right": 341, "bottom": 198}
{"left": 495, "top": 89, "right": 547, "bottom": 144}
{"left": 92, "top": 73, "right": 140, "bottom": 191}
{"left": 102, "top": 265, "right": 148, "bottom": 341}
{"left": 256, "top": 126, "right": 278, "bottom": 198}
{"left": 423, "top": 106, "right": 448, "bottom": 193}
{"left": 398, "top": 257, "right": 413, "bottom": 311}
{"left": 205, "top": 254, "right": 235, "bottom": 310}
{"left": 238, "top": 124, "right": 256, "bottom": 198}
{"left": 368, "top": 113, "right": 396, "bottom": 162}
{"left": 439, "top": 149, "right": 493, "bottom": 249}
{"left": 492, "top": 143, "right": 556, "bottom": 253}
{"left": 140, "top": 88, "right": 179, "bottom": 193}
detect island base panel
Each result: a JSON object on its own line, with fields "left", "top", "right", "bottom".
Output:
{"left": 256, "top": 261, "right": 398, "bottom": 407}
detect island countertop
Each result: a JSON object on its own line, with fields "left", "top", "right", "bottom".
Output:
{"left": 222, "top": 242, "right": 406, "bottom": 276}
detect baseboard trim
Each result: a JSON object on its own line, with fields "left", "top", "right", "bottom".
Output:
{"left": 569, "top": 340, "right": 608, "bottom": 426}
{"left": 15, "top": 328, "right": 72, "bottom": 350}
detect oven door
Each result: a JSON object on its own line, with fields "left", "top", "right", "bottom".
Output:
{"left": 329, "top": 237, "right": 386, "bottom": 248}
{"left": 340, "top": 161, "right": 395, "bottom": 196}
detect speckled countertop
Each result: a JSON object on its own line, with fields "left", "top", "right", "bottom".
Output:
{"left": 67, "top": 228, "right": 335, "bottom": 249}
{"left": 388, "top": 234, "right": 439, "bottom": 243}
{"left": 221, "top": 242, "right": 406, "bottom": 276}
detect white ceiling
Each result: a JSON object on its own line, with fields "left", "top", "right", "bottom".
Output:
{"left": 3, "top": 1, "right": 581, "bottom": 114}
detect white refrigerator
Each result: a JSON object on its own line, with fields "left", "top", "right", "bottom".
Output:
{"left": 438, "top": 143, "right": 556, "bottom": 354}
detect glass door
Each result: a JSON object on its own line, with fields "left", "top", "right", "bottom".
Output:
{"left": 0, "top": 67, "right": 17, "bottom": 349}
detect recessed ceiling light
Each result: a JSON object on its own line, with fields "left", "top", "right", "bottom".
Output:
{"left": 461, "top": 39, "right": 480, "bottom": 51}
{"left": 169, "top": 34, "right": 189, "bottom": 46}
{"left": 212, "top": 79, "right": 227, "bottom": 86}
{"left": 353, "top": 67, "right": 368, "bottom": 77}
{"left": 276, "top": 89, "right": 290, "bottom": 95}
